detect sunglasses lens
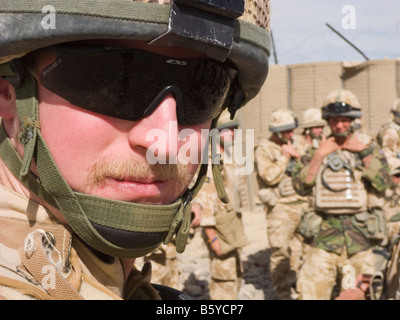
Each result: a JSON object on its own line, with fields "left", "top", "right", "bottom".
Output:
{"left": 38, "top": 46, "right": 233, "bottom": 124}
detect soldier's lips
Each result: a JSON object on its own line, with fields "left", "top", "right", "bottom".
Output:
{"left": 100, "top": 177, "right": 172, "bottom": 203}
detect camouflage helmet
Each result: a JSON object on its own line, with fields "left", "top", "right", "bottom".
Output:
{"left": 300, "top": 108, "right": 326, "bottom": 128}
{"left": 390, "top": 98, "right": 400, "bottom": 125}
{"left": 269, "top": 109, "right": 298, "bottom": 133}
{"left": 321, "top": 89, "right": 362, "bottom": 120}
{"left": 217, "top": 109, "right": 240, "bottom": 130}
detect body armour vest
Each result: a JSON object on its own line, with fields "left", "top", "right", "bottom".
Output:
{"left": 314, "top": 149, "right": 367, "bottom": 214}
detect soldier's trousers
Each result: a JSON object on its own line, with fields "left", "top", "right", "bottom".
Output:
{"left": 297, "top": 246, "right": 377, "bottom": 300}
{"left": 208, "top": 249, "right": 242, "bottom": 300}
{"left": 143, "top": 242, "right": 181, "bottom": 290}
{"left": 266, "top": 201, "right": 307, "bottom": 300}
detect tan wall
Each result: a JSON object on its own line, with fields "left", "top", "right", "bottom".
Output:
{"left": 239, "top": 58, "right": 400, "bottom": 211}
{"left": 242, "top": 58, "right": 400, "bottom": 143}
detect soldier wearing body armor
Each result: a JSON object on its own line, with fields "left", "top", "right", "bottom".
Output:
{"left": 0, "top": 0, "right": 271, "bottom": 300}
{"left": 383, "top": 159, "right": 400, "bottom": 246}
{"left": 336, "top": 159, "right": 400, "bottom": 300}
{"left": 378, "top": 99, "right": 400, "bottom": 163}
{"left": 293, "top": 89, "right": 391, "bottom": 300}
{"left": 254, "top": 109, "right": 308, "bottom": 300}
{"left": 194, "top": 110, "right": 250, "bottom": 300}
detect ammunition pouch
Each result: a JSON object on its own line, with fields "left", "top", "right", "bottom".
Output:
{"left": 278, "top": 175, "right": 296, "bottom": 197}
{"left": 257, "top": 188, "right": 278, "bottom": 207}
{"left": 214, "top": 205, "right": 250, "bottom": 255}
{"left": 351, "top": 208, "right": 387, "bottom": 243}
{"left": 298, "top": 209, "right": 323, "bottom": 239}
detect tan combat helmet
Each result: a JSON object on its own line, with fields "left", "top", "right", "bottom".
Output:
{"left": 300, "top": 108, "right": 326, "bottom": 129}
{"left": 0, "top": 0, "right": 271, "bottom": 115}
{"left": 0, "top": 0, "right": 271, "bottom": 258}
{"left": 321, "top": 89, "right": 362, "bottom": 120}
{"left": 269, "top": 109, "right": 298, "bottom": 133}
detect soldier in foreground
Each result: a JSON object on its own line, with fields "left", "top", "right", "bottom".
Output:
{"left": 0, "top": 0, "right": 271, "bottom": 299}
{"left": 194, "top": 110, "right": 250, "bottom": 300}
{"left": 255, "top": 109, "right": 308, "bottom": 300}
{"left": 293, "top": 89, "right": 391, "bottom": 300}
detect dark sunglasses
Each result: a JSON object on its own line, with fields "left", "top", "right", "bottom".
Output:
{"left": 28, "top": 44, "right": 238, "bottom": 125}
{"left": 322, "top": 102, "right": 360, "bottom": 114}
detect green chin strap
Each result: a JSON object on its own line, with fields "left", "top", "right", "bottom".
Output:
{"left": 332, "top": 128, "right": 351, "bottom": 138}
{"left": 0, "top": 70, "right": 226, "bottom": 258}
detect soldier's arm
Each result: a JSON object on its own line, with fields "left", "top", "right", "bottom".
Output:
{"left": 361, "top": 144, "right": 391, "bottom": 193}
{"left": 381, "top": 128, "right": 399, "bottom": 159}
{"left": 203, "top": 226, "right": 221, "bottom": 256}
{"left": 254, "top": 145, "right": 289, "bottom": 186}
{"left": 291, "top": 155, "right": 314, "bottom": 196}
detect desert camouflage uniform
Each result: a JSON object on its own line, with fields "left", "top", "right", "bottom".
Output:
{"left": 138, "top": 242, "right": 181, "bottom": 290}
{"left": 194, "top": 149, "right": 249, "bottom": 300}
{"left": 377, "top": 99, "right": 400, "bottom": 165}
{"left": 379, "top": 160, "right": 400, "bottom": 299}
{"left": 0, "top": 185, "right": 161, "bottom": 300}
{"left": 383, "top": 186, "right": 400, "bottom": 247}
{"left": 293, "top": 133, "right": 391, "bottom": 300}
{"left": 378, "top": 122, "right": 400, "bottom": 163}
{"left": 254, "top": 136, "right": 308, "bottom": 300}
{"left": 384, "top": 242, "right": 400, "bottom": 299}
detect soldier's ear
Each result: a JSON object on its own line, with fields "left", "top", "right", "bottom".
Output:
{"left": 0, "top": 77, "right": 16, "bottom": 119}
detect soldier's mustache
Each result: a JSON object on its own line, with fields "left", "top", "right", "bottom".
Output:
{"left": 86, "top": 157, "right": 191, "bottom": 186}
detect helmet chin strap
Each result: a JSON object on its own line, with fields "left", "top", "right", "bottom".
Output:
{"left": 332, "top": 128, "right": 352, "bottom": 138}
{"left": 4, "top": 71, "right": 220, "bottom": 258}
{"left": 277, "top": 132, "right": 290, "bottom": 144}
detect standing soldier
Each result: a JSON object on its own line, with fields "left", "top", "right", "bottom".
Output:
{"left": 293, "top": 89, "right": 391, "bottom": 300}
{"left": 383, "top": 158, "right": 400, "bottom": 246}
{"left": 378, "top": 99, "right": 400, "bottom": 162}
{"left": 194, "top": 110, "right": 250, "bottom": 300}
{"left": 254, "top": 108, "right": 308, "bottom": 300}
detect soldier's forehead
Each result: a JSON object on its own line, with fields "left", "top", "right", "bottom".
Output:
{"left": 328, "top": 116, "right": 352, "bottom": 122}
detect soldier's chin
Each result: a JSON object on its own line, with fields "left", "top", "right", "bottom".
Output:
{"left": 333, "top": 131, "right": 349, "bottom": 138}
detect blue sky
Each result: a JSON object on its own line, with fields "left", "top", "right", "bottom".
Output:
{"left": 270, "top": 0, "right": 400, "bottom": 64}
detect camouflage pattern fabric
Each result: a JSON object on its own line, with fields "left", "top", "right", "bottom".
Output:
{"left": 194, "top": 146, "right": 248, "bottom": 300}
{"left": 293, "top": 136, "right": 390, "bottom": 256}
{"left": 0, "top": 185, "right": 159, "bottom": 300}
{"left": 377, "top": 122, "right": 400, "bottom": 163}
{"left": 313, "top": 215, "right": 370, "bottom": 255}
{"left": 292, "top": 133, "right": 391, "bottom": 300}
{"left": 142, "top": 242, "right": 182, "bottom": 290}
{"left": 207, "top": 244, "right": 243, "bottom": 300}
{"left": 383, "top": 187, "right": 400, "bottom": 245}
{"left": 292, "top": 136, "right": 391, "bottom": 197}
{"left": 254, "top": 136, "right": 307, "bottom": 300}
{"left": 297, "top": 246, "right": 377, "bottom": 300}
